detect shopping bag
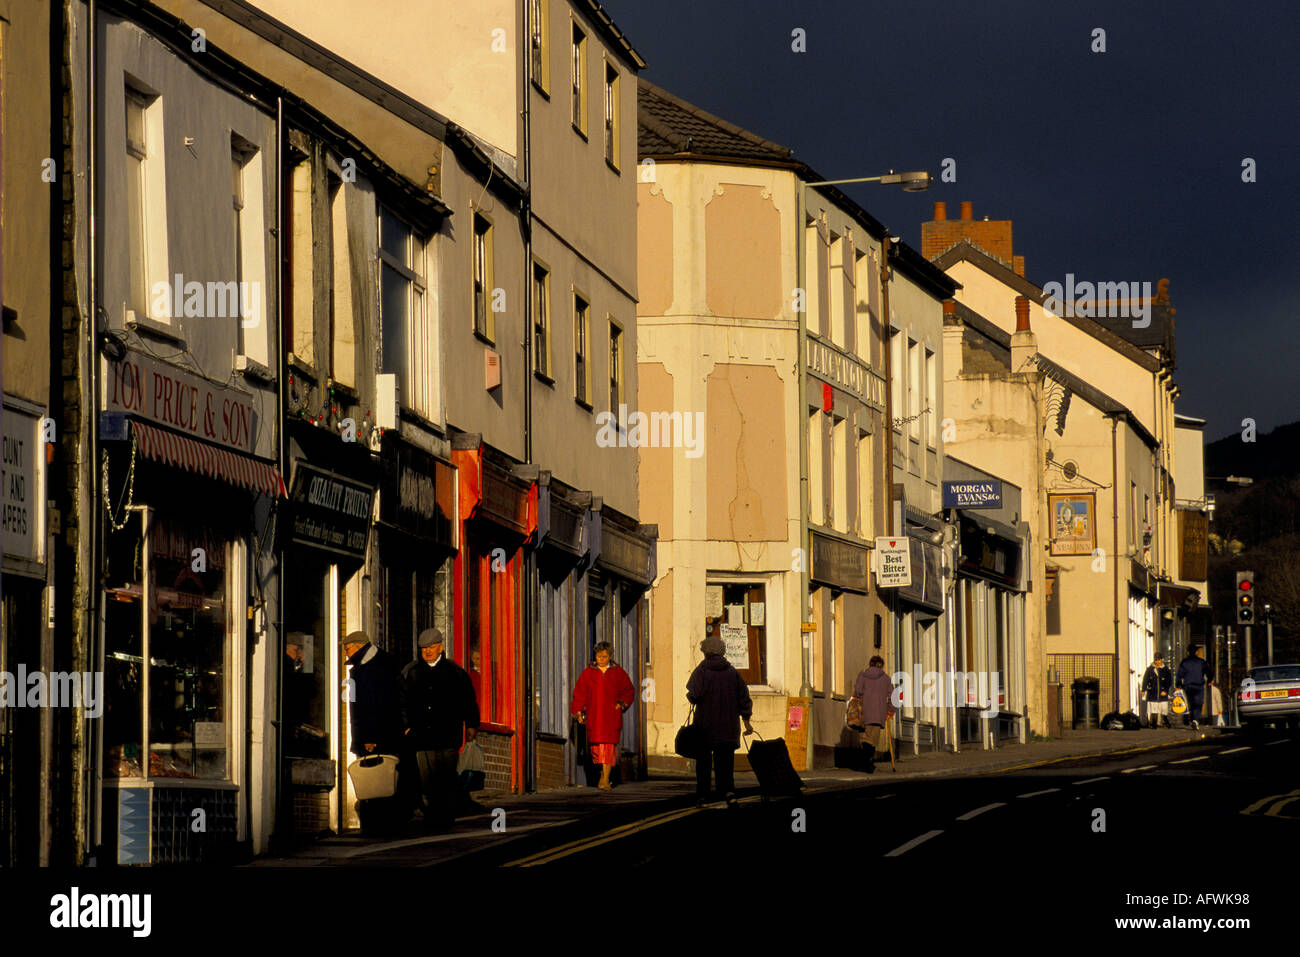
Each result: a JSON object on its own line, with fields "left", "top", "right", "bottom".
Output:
{"left": 1170, "top": 688, "right": 1188, "bottom": 715}
{"left": 845, "top": 695, "right": 865, "bottom": 732}
{"left": 674, "top": 704, "right": 706, "bottom": 760}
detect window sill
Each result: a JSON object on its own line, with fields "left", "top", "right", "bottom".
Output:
{"left": 572, "top": 123, "right": 588, "bottom": 142}
{"left": 287, "top": 352, "right": 318, "bottom": 382}
{"left": 399, "top": 405, "right": 445, "bottom": 436}
{"left": 605, "top": 156, "right": 620, "bottom": 175}
{"left": 474, "top": 722, "right": 516, "bottom": 737}
{"left": 574, "top": 397, "right": 593, "bottom": 412}
{"left": 531, "top": 80, "right": 550, "bottom": 100}
{"left": 127, "top": 313, "right": 186, "bottom": 348}
{"left": 534, "top": 370, "right": 555, "bottom": 387}
{"left": 473, "top": 329, "right": 496, "bottom": 348}
{"left": 328, "top": 378, "right": 359, "bottom": 403}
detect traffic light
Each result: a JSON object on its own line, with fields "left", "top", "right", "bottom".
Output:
{"left": 1236, "top": 570, "right": 1255, "bottom": 624}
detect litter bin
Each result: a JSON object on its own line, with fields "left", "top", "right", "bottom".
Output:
{"left": 1072, "top": 676, "right": 1100, "bottom": 729}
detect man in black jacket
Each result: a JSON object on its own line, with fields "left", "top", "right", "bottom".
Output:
{"left": 1175, "top": 644, "right": 1213, "bottom": 731}
{"left": 400, "top": 629, "right": 480, "bottom": 831}
{"left": 1141, "top": 653, "right": 1173, "bottom": 728}
{"left": 342, "top": 630, "right": 402, "bottom": 757}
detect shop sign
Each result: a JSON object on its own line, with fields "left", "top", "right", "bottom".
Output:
{"left": 380, "top": 443, "right": 455, "bottom": 546}
{"left": 600, "top": 524, "right": 652, "bottom": 585}
{"left": 811, "top": 531, "right": 868, "bottom": 593}
{"left": 958, "top": 519, "right": 1022, "bottom": 589}
{"left": 894, "top": 535, "right": 943, "bottom": 610}
{"left": 943, "top": 480, "right": 1002, "bottom": 509}
{"left": 2, "top": 403, "right": 46, "bottom": 565}
{"left": 289, "top": 463, "right": 374, "bottom": 560}
{"left": 1178, "top": 509, "right": 1208, "bottom": 581}
{"left": 480, "top": 464, "right": 530, "bottom": 534}
{"left": 103, "top": 350, "right": 258, "bottom": 454}
{"left": 874, "top": 537, "right": 912, "bottom": 588}
{"left": 1049, "top": 492, "right": 1096, "bottom": 556}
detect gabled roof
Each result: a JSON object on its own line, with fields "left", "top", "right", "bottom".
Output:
{"left": 637, "top": 79, "right": 958, "bottom": 301}
{"left": 947, "top": 299, "right": 1157, "bottom": 449}
{"left": 933, "top": 241, "right": 1161, "bottom": 373}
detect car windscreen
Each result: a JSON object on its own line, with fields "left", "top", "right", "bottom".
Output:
{"left": 1250, "top": 665, "right": 1300, "bottom": 683}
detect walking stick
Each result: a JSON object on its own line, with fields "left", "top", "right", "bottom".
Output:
{"left": 887, "top": 714, "right": 897, "bottom": 772}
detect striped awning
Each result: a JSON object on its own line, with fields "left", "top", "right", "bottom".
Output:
{"left": 133, "top": 421, "right": 286, "bottom": 498}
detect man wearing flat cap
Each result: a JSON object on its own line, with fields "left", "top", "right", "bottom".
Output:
{"left": 341, "top": 630, "right": 403, "bottom": 758}
{"left": 399, "top": 628, "right": 480, "bottom": 831}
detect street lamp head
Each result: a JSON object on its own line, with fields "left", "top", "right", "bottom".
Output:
{"left": 879, "top": 170, "right": 932, "bottom": 192}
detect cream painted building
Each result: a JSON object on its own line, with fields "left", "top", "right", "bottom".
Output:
{"left": 637, "top": 81, "right": 956, "bottom": 769}
{"left": 928, "top": 202, "right": 1198, "bottom": 720}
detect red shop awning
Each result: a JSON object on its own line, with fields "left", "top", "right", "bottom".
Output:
{"left": 133, "top": 421, "right": 286, "bottom": 498}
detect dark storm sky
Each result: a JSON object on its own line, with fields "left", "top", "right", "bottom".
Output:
{"left": 601, "top": 0, "right": 1300, "bottom": 442}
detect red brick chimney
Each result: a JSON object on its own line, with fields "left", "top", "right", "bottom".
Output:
{"left": 942, "top": 299, "right": 956, "bottom": 316}
{"left": 921, "top": 201, "right": 1015, "bottom": 263}
{"left": 1013, "top": 255, "right": 1026, "bottom": 277}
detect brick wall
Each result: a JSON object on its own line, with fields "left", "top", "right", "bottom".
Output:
{"left": 920, "top": 201, "right": 1014, "bottom": 263}
{"left": 478, "top": 730, "right": 513, "bottom": 792}
{"left": 536, "top": 738, "right": 567, "bottom": 790}
{"left": 292, "top": 789, "right": 332, "bottom": 836}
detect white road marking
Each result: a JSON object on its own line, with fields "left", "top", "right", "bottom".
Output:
{"left": 1266, "top": 739, "right": 1291, "bottom": 746}
{"left": 1016, "top": 788, "right": 1060, "bottom": 799}
{"left": 885, "top": 829, "right": 944, "bottom": 857}
{"left": 956, "top": 802, "right": 1005, "bottom": 821}
{"left": 876, "top": 794, "right": 895, "bottom": 799}
{"left": 1170, "top": 755, "right": 1208, "bottom": 764}
{"left": 1219, "top": 746, "right": 1251, "bottom": 755}
{"left": 1072, "top": 776, "right": 1109, "bottom": 785}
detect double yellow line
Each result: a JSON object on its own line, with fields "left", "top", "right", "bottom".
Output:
{"left": 504, "top": 804, "right": 702, "bottom": 867}
{"left": 1241, "top": 788, "right": 1300, "bottom": 818}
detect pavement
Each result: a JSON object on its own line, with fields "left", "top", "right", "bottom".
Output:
{"left": 250, "top": 721, "right": 1233, "bottom": 867}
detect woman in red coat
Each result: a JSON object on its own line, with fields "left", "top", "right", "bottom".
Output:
{"left": 570, "top": 641, "right": 635, "bottom": 789}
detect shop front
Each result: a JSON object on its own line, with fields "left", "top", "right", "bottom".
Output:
{"left": 1127, "top": 560, "right": 1159, "bottom": 712}
{"left": 807, "top": 529, "right": 871, "bottom": 764}
{"left": 893, "top": 509, "right": 946, "bottom": 753}
{"left": 451, "top": 437, "right": 536, "bottom": 793}
{"left": 98, "top": 367, "right": 284, "bottom": 864}
{"left": 278, "top": 418, "right": 379, "bottom": 840}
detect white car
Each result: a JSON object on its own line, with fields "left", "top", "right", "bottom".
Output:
{"left": 1238, "top": 664, "right": 1300, "bottom": 731}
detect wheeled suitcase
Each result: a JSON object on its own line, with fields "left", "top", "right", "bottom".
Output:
{"left": 745, "top": 733, "right": 803, "bottom": 798}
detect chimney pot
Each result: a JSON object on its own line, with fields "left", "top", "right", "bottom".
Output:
{"left": 960, "top": 201, "right": 973, "bottom": 221}
{"left": 933, "top": 201, "right": 947, "bottom": 221}
{"left": 942, "top": 299, "right": 956, "bottom": 316}
{"left": 1014, "top": 296, "right": 1031, "bottom": 332}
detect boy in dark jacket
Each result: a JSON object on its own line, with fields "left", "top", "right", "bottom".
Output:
{"left": 686, "top": 636, "right": 754, "bottom": 806}
{"left": 1142, "top": 654, "right": 1173, "bottom": 728}
{"left": 399, "top": 629, "right": 480, "bottom": 830}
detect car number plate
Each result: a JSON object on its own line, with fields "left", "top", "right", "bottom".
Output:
{"left": 1260, "top": 690, "right": 1289, "bottom": 698}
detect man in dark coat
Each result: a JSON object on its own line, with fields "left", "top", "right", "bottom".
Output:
{"left": 686, "top": 635, "right": 754, "bottom": 806}
{"left": 399, "top": 628, "right": 480, "bottom": 830}
{"left": 341, "top": 630, "right": 402, "bottom": 757}
{"left": 1142, "top": 653, "right": 1173, "bottom": 728}
{"left": 853, "top": 655, "right": 896, "bottom": 772}
{"left": 1175, "top": 644, "right": 1213, "bottom": 731}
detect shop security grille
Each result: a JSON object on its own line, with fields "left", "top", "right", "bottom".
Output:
{"left": 1049, "top": 653, "right": 1117, "bottom": 727}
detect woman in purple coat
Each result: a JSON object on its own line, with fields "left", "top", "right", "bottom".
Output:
{"left": 853, "top": 655, "right": 896, "bottom": 772}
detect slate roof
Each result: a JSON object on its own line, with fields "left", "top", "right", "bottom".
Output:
{"left": 638, "top": 80, "right": 795, "bottom": 163}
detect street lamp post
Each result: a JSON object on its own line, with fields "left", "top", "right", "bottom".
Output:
{"left": 794, "top": 170, "right": 930, "bottom": 711}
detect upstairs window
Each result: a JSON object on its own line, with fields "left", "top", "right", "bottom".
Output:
{"left": 609, "top": 320, "right": 623, "bottom": 411}
{"left": 604, "top": 61, "right": 619, "bottom": 168}
{"left": 473, "top": 214, "right": 494, "bottom": 342}
{"left": 533, "top": 263, "right": 551, "bottom": 379}
{"left": 530, "top": 0, "right": 550, "bottom": 93}
{"left": 571, "top": 23, "right": 587, "bottom": 134}
{"left": 574, "top": 293, "right": 590, "bottom": 406}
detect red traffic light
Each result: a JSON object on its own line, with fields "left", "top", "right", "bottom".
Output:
{"left": 1239, "top": 579, "right": 1253, "bottom": 591}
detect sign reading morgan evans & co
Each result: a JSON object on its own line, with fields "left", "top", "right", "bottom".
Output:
{"left": 943, "top": 480, "right": 1003, "bottom": 509}
{"left": 103, "top": 350, "right": 259, "bottom": 454}
{"left": 289, "top": 463, "right": 374, "bottom": 560}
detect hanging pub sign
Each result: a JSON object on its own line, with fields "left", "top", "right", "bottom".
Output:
{"left": 288, "top": 463, "right": 374, "bottom": 561}
{"left": 943, "top": 480, "right": 1002, "bottom": 509}
{"left": 1049, "top": 492, "right": 1096, "bottom": 556}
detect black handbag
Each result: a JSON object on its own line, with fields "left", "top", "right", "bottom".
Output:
{"left": 674, "top": 703, "right": 706, "bottom": 760}
{"left": 570, "top": 716, "right": 591, "bottom": 765}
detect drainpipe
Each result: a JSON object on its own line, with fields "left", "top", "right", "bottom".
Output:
{"left": 1111, "top": 415, "right": 1120, "bottom": 714}
{"left": 272, "top": 93, "right": 288, "bottom": 848}
{"left": 879, "top": 231, "right": 898, "bottom": 742}
{"left": 520, "top": 0, "right": 537, "bottom": 791}
{"left": 796, "top": 182, "right": 811, "bottom": 700}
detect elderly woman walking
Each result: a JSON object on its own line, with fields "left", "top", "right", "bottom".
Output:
{"left": 686, "top": 636, "right": 754, "bottom": 806}
{"left": 854, "top": 655, "right": 896, "bottom": 772}
{"left": 570, "top": 641, "right": 636, "bottom": 789}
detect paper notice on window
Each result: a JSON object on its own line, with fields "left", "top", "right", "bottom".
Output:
{"left": 194, "top": 722, "right": 225, "bottom": 748}
{"left": 705, "top": 586, "right": 724, "bottom": 619}
{"left": 749, "top": 602, "right": 765, "bottom": 627}
{"left": 725, "top": 603, "right": 745, "bottom": 625}
{"left": 720, "top": 624, "right": 749, "bottom": 669}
